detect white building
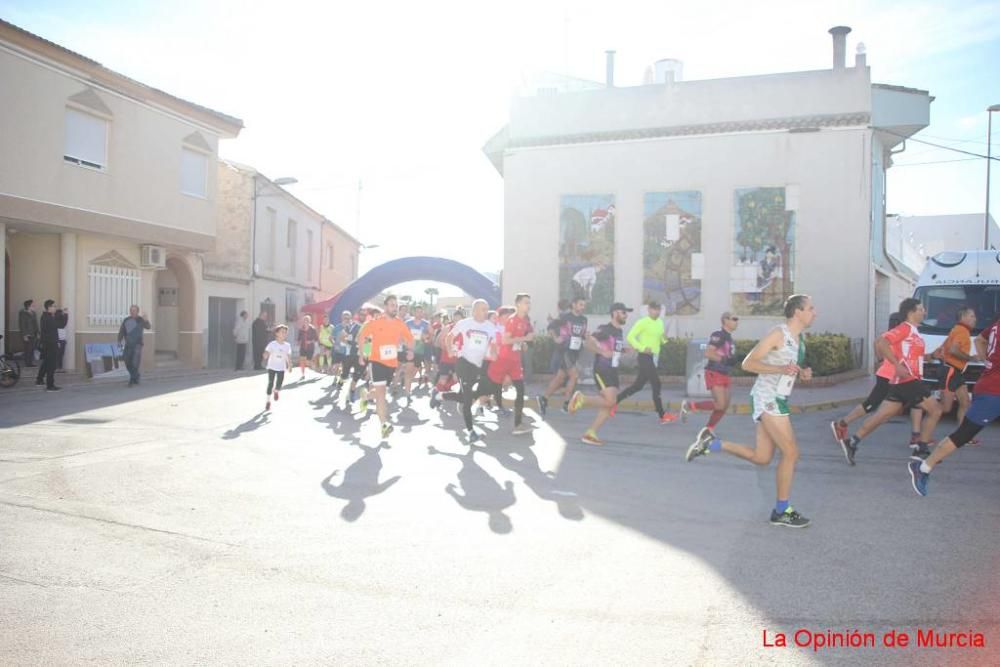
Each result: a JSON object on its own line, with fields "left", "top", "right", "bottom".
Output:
{"left": 484, "top": 26, "right": 930, "bottom": 362}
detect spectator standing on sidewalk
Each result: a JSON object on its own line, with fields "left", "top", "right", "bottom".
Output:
{"left": 117, "top": 305, "right": 151, "bottom": 387}
{"left": 252, "top": 311, "right": 270, "bottom": 370}
{"left": 18, "top": 300, "right": 38, "bottom": 367}
{"left": 233, "top": 310, "right": 251, "bottom": 371}
{"left": 34, "top": 299, "right": 60, "bottom": 391}
{"left": 55, "top": 308, "right": 69, "bottom": 372}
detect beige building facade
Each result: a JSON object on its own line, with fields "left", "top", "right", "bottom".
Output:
{"left": 0, "top": 19, "right": 242, "bottom": 372}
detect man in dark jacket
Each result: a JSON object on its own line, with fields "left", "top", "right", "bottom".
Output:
{"left": 118, "top": 305, "right": 151, "bottom": 386}
{"left": 251, "top": 310, "right": 270, "bottom": 370}
{"left": 18, "top": 299, "right": 38, "bottom": 367}
{"left": 35, "top": 300, "right": 60, "bottom": 391}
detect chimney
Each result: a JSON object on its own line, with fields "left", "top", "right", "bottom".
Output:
{"left": 855, "top": 42, "right": 867, "bottom": 68}
{"left": 605, "top": 50, "right": 616, "bottom": 87}
{"left": 829, "top": 25, "right": 851, "bottom": 70}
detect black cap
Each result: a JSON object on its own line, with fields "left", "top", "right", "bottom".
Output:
{"left": 610, "top": 302, "right": 633, "bottom": 314}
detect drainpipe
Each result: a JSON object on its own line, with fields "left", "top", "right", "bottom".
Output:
{"left": 879, "top": 141, "right": 908, "bottom": 276}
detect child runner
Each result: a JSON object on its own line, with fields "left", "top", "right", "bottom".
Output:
{"left": 567, "top": 302, "right": 631, "bottom": 445}
{"left": 681, "top": 312, "right": 740, "bottom": 430}
{"left": 685, "top": 295, "right": 817, "bottom": 528}
{"left": 263, "top": 324, "right": 292, "bottom": 411}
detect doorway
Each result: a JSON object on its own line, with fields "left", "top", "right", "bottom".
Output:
{"left": 208, "top": 297, "right": 238, "bottom": 369}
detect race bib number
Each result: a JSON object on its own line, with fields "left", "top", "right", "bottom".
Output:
{"left": 917, "top": 356, "right": 924, "bottom": 378}
{"left": 569, "top": 336, "right": 583, "bottom": 351}
{"left": 611, "top": 351, "right": 621, "bottom": 368}
{"left": 379, "top": 345, "right": 397, "bottom": 360}
{"left": 777, "top": 374, "right": 796, "bottom": 396}
{"left": 468, "top": 332, "right": 488, "bottom": 349}
{"left": 512, "top": 342, "right": 523, "bottom": 352}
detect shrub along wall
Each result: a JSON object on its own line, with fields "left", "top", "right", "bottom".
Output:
{"left": 528, "top": 332, "right": 857, "bottom": 378}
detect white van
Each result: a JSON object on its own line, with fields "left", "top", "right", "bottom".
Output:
{"left": 914, "top": 250, "right": 1000, "bottom": 389}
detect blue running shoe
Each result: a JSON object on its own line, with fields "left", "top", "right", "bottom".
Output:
{"left": 908, "top": 460, "right": 929, "bottom": 496}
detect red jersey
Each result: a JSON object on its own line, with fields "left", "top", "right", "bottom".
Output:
{"left": 974, "top": 320, "right": 1000, "bottom": 395}
{"left": 439, "top": 325, "right": 458, "bottom": 364}
{"left": 878, "top": 322, "right": 925, "bottom": 384}
{"left": 497, "top": 315, "right": 532, "bottom": 363}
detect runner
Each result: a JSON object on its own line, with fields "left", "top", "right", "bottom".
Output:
{"left": 431, "top": 313, "right": 458, "bottom": 405}
{"left": 297, "top": 314, "right": 317, "bottom": 379}
{"left": 616, "top": 301, "right": 677, "bottom": 424}
{"left": 685, "top": 294, "right": 816, "bottom": 528}
{"left": 680, "top": 312, "right": 740, "bottom": 430}
{"left": 487, "top": 294, "right": 536, "bottom": 435}
{"left": 263, "top": 324, "right": 292, "bottom": 411}
{"left": 403, "top": 305, "right": 431, "bottom": 405}
{"left": 437, "top": 299, "right": 499, "bottom": 444}
{"left": 909, "top": 315, "right": 999, "bottom": 495}
{"left": 933, "top": 306, "right": 978, "bottom": 427}
{"left": 316, "top": 314, "right": 335, "bottom": 375}
{"left": 333, "top": 310, "right": 357, "bottom": 391}
{"left": 539, "top": 297, "right": 588, "bottom": 416}
{"left": 830, "top": 313, "right": 924, "bottom": 449}
{"left": 390, "top": 304, "right": 410, "bottom": 398}
{"left": 567, "top": 302, "right": 631, "bottom": 445}
{"left": 356, "top": 305, "right": 382, "bottom": 414}
{"left": 837, "top": 298, "right": 943, "bottom": 465}
{"left": 356, "top": 296, "right": 414, "bottom": 439}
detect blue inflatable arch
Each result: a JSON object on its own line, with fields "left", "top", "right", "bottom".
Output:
{"left": 329, "top": 257, "right": 501, "bottom": 319}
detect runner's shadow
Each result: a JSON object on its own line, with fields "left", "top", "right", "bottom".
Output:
{"left": 394, "top": 404, "right": 430, "bottom": 433}
{"left": 481, "top": 441, "right": 584, "bottom": 521}
{"left": 428, "top": 445, "right": 516, "bottom": 534}
{"left": 316, "top": 407, "right": 366, "bottom": 444}
{"left": 309, "top": 381, "right": 342, "bottom": 410}
{"left": 221, "top": 411, "right": 271, "bottom": 440}
{"left": 320, "top": 443, "right": 400, "bottom": 521}
{"left": 284, "top": 376, "right": 322, "bottom": 389}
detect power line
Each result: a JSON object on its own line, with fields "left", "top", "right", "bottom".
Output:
{"left": 893, "top": 157, "right": 980, "bottom": 167}
{"left": 873, "top": 127, "right": 1000, "bottom": 161}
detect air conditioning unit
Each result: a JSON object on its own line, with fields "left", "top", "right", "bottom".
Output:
{"left": 140, "top": 245, "right": 166, "bottom": 269}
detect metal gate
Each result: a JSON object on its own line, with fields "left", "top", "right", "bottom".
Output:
{"left": 208, "top": 297, "right": 238, "bottom": 369}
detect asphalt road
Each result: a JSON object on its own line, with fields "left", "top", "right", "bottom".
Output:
{"left": 0, "top": 371, "right": 997, "bottom": 666}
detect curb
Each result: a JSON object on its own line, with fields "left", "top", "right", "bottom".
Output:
{"left": 507, "top": 395, "right": 868, "bottom": 415}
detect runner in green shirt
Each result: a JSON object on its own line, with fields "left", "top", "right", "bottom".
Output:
{"left": 616, "top": 302, "right": 677, "bottom": 424}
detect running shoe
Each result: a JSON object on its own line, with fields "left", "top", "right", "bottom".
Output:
{"left": 274, "top": 391, "right": 280, "bottom": 401}
{"left": 909, "top": 433, "right": 920, "bottom": 446}
{"left": 497, "top": 407, "right": 512, "bottom": 418}
{"left": 830, "top": 420, "right": 848, "bottom": 442}
{"left": 909, "top": 443, "right": 931, "bottom": 461}
{"left": 512, "top": 423, "right": 532, "bottom": 436}
{"left": 568, "top": 390, "right": 586, "bottom": 414}
{"left": 537, "top": 396, "right": 548, "bottom": 417}
{"left": 429, "top": 391, "right": 441, "bottom": 409}
{"left": 581, "top": 431, "right": 604, "bottom": 446}
{"left": 685, "top": 427, "right": 715, "bottom": 462}
{"left": 467, "top": 429, "right": 481, "bottom": 445}
{"left": 659, "top": 413, "right": 679, "bottom": 425}
{"left": 679, "top": 400, "right": 691, "bottom": 423}
{"left": 381, "top": 422, "right": 394, "bottom": 439}
{"left": 561, "top": 400, "right": 570, "bottom": 413}
{"left": 358, "top": 389, "right": 369, "bottom": 413}
{"left": 265, "top": 400, "right": 271, "bottom": 411}
{"left": 839, "top": 436, "right": 857, "bottom": 466}
{"left": 769, "top": 508, "right": 811, "bottom": 528}
{"left": 908, "top": 460, "right": 929, "bottom": 496}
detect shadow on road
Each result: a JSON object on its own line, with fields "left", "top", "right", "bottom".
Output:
{"left": 428, "top": 445, "right": 516, "bottom": 534}
{"left": 321, "top": 442, "right": 401, "bottom": 521}
{"left": 221, "top": 410, "right": 271, "bottom": 440}
{"left": 480, "top": 440, "right": 584, "bottom": 521}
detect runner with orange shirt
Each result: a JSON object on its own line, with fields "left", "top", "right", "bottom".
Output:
{"left": 933, "top": 306, "right": 978, "bottom": 427}
{"left": 356, "top": 295, "right": 414, "bottom": 439}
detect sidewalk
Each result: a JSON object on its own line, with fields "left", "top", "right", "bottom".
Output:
{"left": 524, "top": 374, "right": 874, "bottom": 415}
{"left": 0, "top": 365, "right": 259, "bottom": 396}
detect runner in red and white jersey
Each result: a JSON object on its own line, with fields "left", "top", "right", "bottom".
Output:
{"left": 487, "top": 294, "right": 535, "bottom": 435}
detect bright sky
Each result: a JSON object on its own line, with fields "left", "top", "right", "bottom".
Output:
{"left": 3, "top": 0, "right": 999, "bottom": 299}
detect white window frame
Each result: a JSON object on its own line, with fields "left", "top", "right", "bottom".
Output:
{"left": 88, "top": 264, "right": 141, "bottom": 326}
{"left": 180, "top": 146, "right": 209, "bottom": 199}
{"left": 64, "top": 107, "right": 109, "bottom": 171}
{"left": 265, "top": 208, "right": 277, "bottom": 271}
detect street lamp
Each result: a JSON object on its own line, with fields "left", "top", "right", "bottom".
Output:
{"left": 986, "top": 104, "right": 1000, "bottom": 249}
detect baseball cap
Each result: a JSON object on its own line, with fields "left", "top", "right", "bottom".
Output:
{"left": 647, "top": 301, "right": 662, "bottom": 310}
{"left": 610, "top": 302, "right": 633, "bottom": 314}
